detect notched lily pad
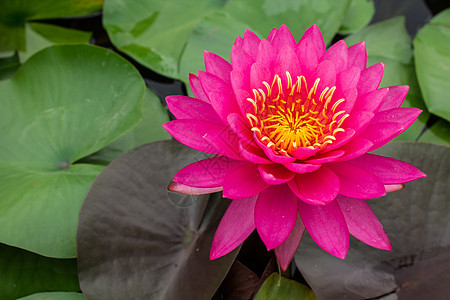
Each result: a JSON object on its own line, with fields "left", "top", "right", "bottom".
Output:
{"left": 77, "top": 140, "right": 239, "bottom": 300}
{"left": 295, "top": 142, "right": 449, "bottom": 299}
{"left": 254, "top": 273, "right": 316, "bottom": 300}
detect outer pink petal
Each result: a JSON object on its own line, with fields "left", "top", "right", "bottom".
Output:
{"left": 257, "top": 39, "right": 277, "bottom": 71}
{"left": 163, "top": 119, "right": 240, "bottom": 157}
{"left": 357, "top": 62, "right": 384, "bottom": 95}
{"left": 274, "top": 45, "right": 301, "bottom": 86}
{"left": 250, "top": 62, "right": 273, "bottom": 90}
{"left": 289, "top": 166, "right": 340, "bottom": 205}
{"left": 336, "top": 66, "right": 361, "bottom": 92}
{"left": 189, "top": 73, "right": 209, "bottom": 103}
{"left": 348, "top": 153, "right": 426, "bottom": 184}
{"left": 270, "top": 24, "right": 297, "bottom": 51}
{"left": 210, "top": 196, "right": 258, "bottom": 259}
{"left": 298, "top": 200, "right": 349, "bottom": 259}
{"left": 359, "top": 122, "right": 404, "bottom": 151}
{"left": 239, "top": 140, "right": 272, "bottom": 164}
{"left": 284, "top": 162, "right": 321, "bottom": 173}
{"left": 384, "top": 184, "right": 404, "bottom": 193}
{"left": 242, "top": 29, "right": 261, "bottom": 59}
{"left": 299, "top": 24, "right": 325, "bottom": 58}
{"left": 231, "top": 70, "right": 249, "bottom": 93}
{"left": 335, "top": 138, "right": 374, "bottom": 161}
{"left": 227, "top": 113, "right": 253, "bottom": 142}
{"left": 296, "top": 37, "right": 318, "bottom": 76}
{"left": 328, "top": 162, "right": 386, "bottom": 199}
{"left": 231, "top": 44, "right": 255, "bottom": 74}
{"left": 342, "top": 111, "right": 375, "bottom": 133}
{"left": 369, "top": 107, "right": 422, "bottom": 130}
{"left": 165, "top": 95, "right": 221, "bottom": 123}
{"left": 209, "top": 91, "right": 241, "bottom": 123}
{"left": 169, "top": 182, "right": 222, "bottom": 195}
{"left": 223, "top": 163, "right": 269, "bottom": 199}
{"left": 173, "top": 156, "right": 245, "bottom": 188}
{"left": 274, "top": 215, "right": 305, "bottom": 271}
{"left": 255, "top": 184, "right": 298, "bottom": 250}
{"left": 337, "top": 195, "right": 391, "bottom": 250}
{"left": 321, "top": 40, "right": 348, "bottom": 73}
{"left": 198, "top": 71, "right": 232, "bottom": 100}
{"left": 378, "top": 85, "right": 409, "bottom": 111}
{"left": 202, "top": 132, "right": 243, "bottom": 161}
{"left": 304, "top": 150, "right": 345, "bottom": 164}
{"left": 352, "top": 87, "right": 389, "bottom": 113}
{"left": 348, "top": 41, "right": 367, "bottom": 70}
{"left": 204, "top": 51, "right": 232, "bottom": 84}
{"left": 258, "top": 164, "right": 295, "bottom": 185}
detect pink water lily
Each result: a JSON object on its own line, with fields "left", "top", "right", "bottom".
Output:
{"left": 163, "top": 24, "right": 426, "bottom": 270}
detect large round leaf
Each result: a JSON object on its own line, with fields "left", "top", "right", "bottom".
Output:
{"left": 418, "top": 119, "right": 450, "bottom": 147}
{"left": 104, "top": 0, "right": 352, "bottom": 80}
{"left": 294, "top": 142, "right": 449, "bottom": 299}
{"left": 338, "top": 0, "right": 375, "bottom": 34}
{"left": 253, "top": 273, "right": 316, "bottom": 300}
{"left": 17, "top": 292, "right": 86, "bottom": 300}
{"left": 0, "top": 244, "right": 79, "bottom": 300}
{"left": 345, "top": 17, "right": 429, "bottom": 141}
{"left": 0, "top": 44, "right": 145, "bottom": 258}
{"left": 77, "top": 140, "right": 239, "bottom": 300}
{"left": 414, "top": 9, "right": 450, "bottom": 122}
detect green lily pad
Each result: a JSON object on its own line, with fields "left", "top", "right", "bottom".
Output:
{"left": 77, "top": 140, "right": 239, "bottom": 300}
{"left": 0, "top": 51, "right": 20, "bottom": 80}
{"left": 414, "top": 9, "right": 450, "bottom": 122}
{"left": 80, "top": 88, "right": 171, "bottom": 165}
{"left": 0, "top": 0, "right": 102, "bottom": 51}
{"left": 104, "top": 0, "right": 352, "bottom": 80}
{"left": 345, "top": 17, "right": 429, "bottom": 141}
{"left": 0, "top": 44, "right": 145, "bottom": 258}
{"left": 339, "top": 0, "right": 375, "bottom": 34}
{"left": 295, "top": 141, "right": 449, "bottom": 299}
{"left": 254, "top": 273, "right": 316, "bottom": 300}
{"left": 17, "top": 292, "right": 86, "bottom": 300}
{"left": 0, "top": 244, "right": 79, "bottom": 300}
{"left": 418, "top": 119, "right": 450, "bottom": 147}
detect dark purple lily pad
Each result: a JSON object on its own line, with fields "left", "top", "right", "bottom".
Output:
{"left": 77, "top": 140, "right": 238, "bottom": 300}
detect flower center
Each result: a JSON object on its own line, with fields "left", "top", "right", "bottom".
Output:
{"left": 245, "top": 72, "right": 349, "bottom": 155}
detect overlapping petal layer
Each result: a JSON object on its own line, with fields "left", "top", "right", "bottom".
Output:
{"left": 164, "top": 24, "right": 426, "bottom": 269}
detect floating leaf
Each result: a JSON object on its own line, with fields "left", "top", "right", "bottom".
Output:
{"left": 295, "top": 141, "right": 449, "bottom": 299}
{"left": 0, "top": 45, "right": 145, "bottom": 257}
{"left": 17, "top": 292, "right": 86, "bottom": 300}
{"left": 253, "top": 273, "right": 316, "bottom": 300}
{"left": 0, "top": 52, "right": 20, "bottom": 80}
{"left": 418, "top": 119, "right": 450, "bottom": 147}
{"left": 339, "top": 0, "right": 375, "bottom": 34}
{"left": 414, "top": 9, "right": 450, "bottom": 122}
{"left": 77, "top": 140, "right": 239, "bottom": 300}
{"left": 0, "top": 244, "right": 79, "bottom": 300}
{"left": 345, "top": 17, "right": 429, "bottom": 141}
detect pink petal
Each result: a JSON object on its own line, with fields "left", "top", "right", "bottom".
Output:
{"left": 321, "top": 40, "right": 348, "bottom": 73}
{"left": 336, "top": 66, "right": 361, "bottom": 92}
{"left": 348, "top": 41, "right": 367, "bottom": 70}
{"left": 357, "top": 62, "right": 385, "bottom": 95}
{"left": 209, "top": 91, "right": 241, "bottom": 123}
{"left": 267, "top": 27, "right": 277, "bottom": 41}
{"left": 321, "top": 128, "right": 355, "bottom": 152}
{"left": 257, "top": 39, "right": 277, "bottom": 71}
{"left": 327, "top": 162, "right": 386, "bottom": 199}
{"left": 298, "top": 199, "right": 349, "bottom": 259}
{"left": 255, "top": 184, "right": 298, "bottom": 250}
{"left": 231, "top": 70, "right": 249, "bottom": 93}
{"left": 384, "top": 184, "right": 404, "bottom": 193}
{"left": 270, "top": 24, "right": 297, "bottom": 51}
{"left": 370, "top": 107, "right": 422, "bottom": 130}
{"left": 304, "top": 150, "right": 345, "bottom": 164}
{"left": 202, "top": 131, "right": 243, "bottom": 161}
{"left": 242, "top": 29, "right": 261, "bottom": 59}
{"left": 227, "top": 113, "right": 254, "bottom": 143}
{"left": 165, "top": 95, "right": 221, "bottom": 123}
{"left": 275, "top": 216, "right": 305, "bottom": 271}
{"left": 335, "top": 138, "right": 374, "bottom": 161}
{"left": 283, "top": 162, "right": 322, "bottom": 173}
{"left": 312, "top": 60, "right": 336, "bottom": 94}
{"left": 210, "top": 196, "right": 258, "bottom": 259}
{"left": 189, "top": 73, "right": 209, "bottom": 103}
{"left": 337, "top": 195, "right": 391, "bottom": 250}
{"left": 288, "top": 166, "right": 340, "bottom": 206}
{"left": 231, "top": 44, "right": 255, "bottom": 74}
{"left": 223, "top": 163, "right": 269, "bottom": 199}
{"left": 342, "top": 111, "right": 375, "bottom": 133}
{"left": 378, "top": 85, "right": 409, "bottom": 111}
{"left": 254, "top": 134, "right": 296, "bottom": 164}
{"left": 198, "top": 71, "right": 232, "bottom": 100}
{"left": 348, "top": 153, "right": 426, "bottom": 184}
{"left": 274, "top": 45, "right": 301, "bottom": 86}
{"left": 173, "top": 156, "right": 245, "bottom": 187}
{"left": 250, "top": 62, "right": 273, "bottom": 90}
{"left": 336, "top": 87, "right": 358, "bottom": 113}
{"left": 234, "top": 88, "right": 253, "bottom": 115}
{"left": 163, "top": 119, "right": 240, "bottom": 157}
{"left": 351, "top": 87, "right": 389, "bottom": 113}
{"left": 299, "top": 24, "right": 325, "bottom": 58}
{"left": 239, "top": 140, "right": 272, "bottom": 164}
{"left": 291, "top": 147, "right": 319, "bottom": 160}
{"left": 296, "top": 37, "right": 318, "bottom": 76}
{"left": 204, "top": 51, "right": 232, "bottom": 84}
{"left": 169, "top": 182, "right": 222, "bottom": 195}
{"left": 258, "top": 164, "right": 295, "bottom": 185}
{"left": 359, "top": 122, "right": 404, "bottom": 151}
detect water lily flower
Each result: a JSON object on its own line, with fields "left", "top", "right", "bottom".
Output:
{"left": 163, "top": 24, "right": 426, "bottom": 270}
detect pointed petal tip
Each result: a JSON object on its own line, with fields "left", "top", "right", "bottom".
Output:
{"left": 168, "top": 182, "right": 223, "bottom": 195}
